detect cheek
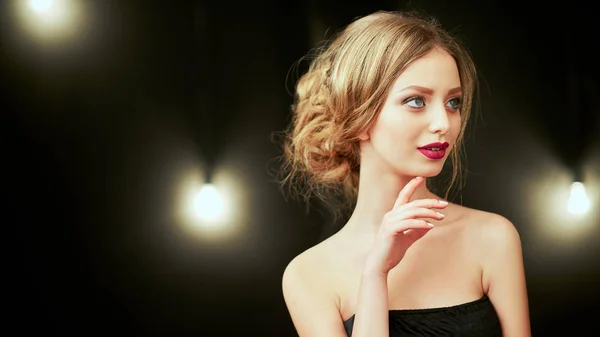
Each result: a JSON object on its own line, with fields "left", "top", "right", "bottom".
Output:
{"left": 447, "top": 116, "right": 462, "bottom": 152}
{"left": 373, "top": 120, "right": 415, "bottom": 157}
{"left": 451, "top": 115, "right": 462, "bottom": 136}
{"left": 378, "top": 115, "right": 410, "bottom": 142}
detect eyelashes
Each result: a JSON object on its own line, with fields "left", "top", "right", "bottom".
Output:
{"left": 447, "top": 97, "right": 462, "bottom": 110}
{"left": 403, "top": 95, "right": 426, "bottom": 108}
{"left": 402, "top": 95, "right": 462, "bottom": 111}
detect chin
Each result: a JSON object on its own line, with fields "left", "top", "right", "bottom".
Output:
{"left": 405, "top": 162, "right": 446, "bottom": 178}
{"left": 393, "top": 166, "right": 443, "bottom": 178}
{"left": 385, "top": 153, "right": 448, "bottom": 178}
{"left": 421, "top": 169, "right": 444, "bottom": 178}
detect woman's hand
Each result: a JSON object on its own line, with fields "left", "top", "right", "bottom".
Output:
{"left": 363, "top": 176, "right": 448, "bottom": 275}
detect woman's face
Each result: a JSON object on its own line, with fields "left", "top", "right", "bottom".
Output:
{"left": 362, "top": 47, "right": 463, "bottom": 178}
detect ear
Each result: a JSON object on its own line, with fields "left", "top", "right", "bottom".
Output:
{"left": 358, "top": 132, "right": 370, "bottom": 141}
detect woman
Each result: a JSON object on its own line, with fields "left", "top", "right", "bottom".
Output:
{"left": 279, "top": 10, "right": 530, "bottom": 337}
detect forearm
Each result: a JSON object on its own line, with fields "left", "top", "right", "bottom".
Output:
{"left": 351, "top": 271, "right": 389, "bottom": 337}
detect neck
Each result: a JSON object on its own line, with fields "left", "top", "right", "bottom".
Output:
{"left": 341, "top": 152, "right": 441, "bottom": 237}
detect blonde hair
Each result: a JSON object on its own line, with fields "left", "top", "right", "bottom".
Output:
{"left": 278, "top": 11, "right": 478, "bottom": 218}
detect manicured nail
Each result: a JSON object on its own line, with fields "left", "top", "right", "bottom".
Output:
{"left": 436, "top": 212, "right": 445, "bottom": 217}
{"left": 427, "top": 222, "right": 434, "bottom": 227}
{"left": 439, "top": 200, "right": 448, "bottom": 205}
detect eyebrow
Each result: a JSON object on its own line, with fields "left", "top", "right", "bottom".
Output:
{"left": 397, "top": 85, "right": 462, "bottom": 96}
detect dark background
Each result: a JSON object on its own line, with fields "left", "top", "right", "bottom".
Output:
{"left": 2, "top": 0, "right": 599, "bottom": 336}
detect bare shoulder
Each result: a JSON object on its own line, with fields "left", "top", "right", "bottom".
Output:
{"left": 455, "top": 206, "right": 531, "bottom": 334}
{"left": 454, "top": 205, "right": 524, "bottom": 287}
{"left": 282, "top": 236, "right": 348, "bottom": 336}
{"left": 282, "top": 237, "right": 338, "bottom": 294}
{"left": 453, "top": 204, "right": 521, "bottom": 247}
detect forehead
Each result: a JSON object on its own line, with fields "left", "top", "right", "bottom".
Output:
{"left": 391, "top": 48, "right": 461, "bottom": 91}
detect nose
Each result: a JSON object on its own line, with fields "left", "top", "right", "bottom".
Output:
{"left": 428, "top": 105, "right": 451, "bottom": 134}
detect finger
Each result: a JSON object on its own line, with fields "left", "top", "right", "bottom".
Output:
{"left": 387, "top": 219, "right": 434, "bottom": 235}
{"left": 403, "top": 228, "right": 432, "bottom": 241}
{"left": 394, "top": 176, "right": 424, "bottom": 209}
{"left": 407, "top": 198, "right": 449, "bottom": 210}
{"left": 391, "top": 207, "right": 445, "bottom": 222}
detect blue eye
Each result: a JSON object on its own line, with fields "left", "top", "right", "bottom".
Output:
{"left": 404, "top": 96, "right": 426, "bottom": 108}
{"left": 447, "top": 97, "right": 462, "bottom": 110}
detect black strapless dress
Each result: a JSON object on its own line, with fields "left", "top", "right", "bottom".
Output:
{"left": 343, "top": 295, "right": 502, "bottom": 337}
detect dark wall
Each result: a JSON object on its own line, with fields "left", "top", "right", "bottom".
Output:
{"left": 2, "top": 0, "right": 598, "bottom": 336}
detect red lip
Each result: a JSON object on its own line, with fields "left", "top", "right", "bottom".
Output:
{"left": 418, "top": 142, "right": 449, "bottom": 150}
{"left": 417, "top": 142, "right": 449, "bottom": 160}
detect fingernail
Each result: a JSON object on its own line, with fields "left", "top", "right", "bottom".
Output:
{"left": 436, "top": 212, "right": 445, "bottom": 217}
{"left": 416, "top": 176, "right": 423, "bottom": 180}
{"left": 439, "top": 200, "right": 448, "bottom": 205}
{"left": 427, "top": 222, "right": 434, "bottom": 227}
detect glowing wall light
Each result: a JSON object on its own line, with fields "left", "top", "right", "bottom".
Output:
{"left": 175, "top": 163, "right": 248, "bottom": 241}
{"left": 192, "top": 183, "right": 227, "bottom": 223}
{"left": 567, "top": 181, "right": 590, "bottom": 215}
{"left": 29, "top": 0, "right": 53, "bottom": 13}
{"left": 13, "top": 0, "right": 85, "bottom": 43}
